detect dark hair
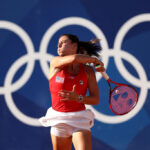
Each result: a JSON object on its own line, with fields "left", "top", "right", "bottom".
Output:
{"left": 60, "top": 34, "right": 102, "bottom": 57}
{"left": 79, "top": 39, "right": 102, "bottom": 57}
{"left": 61, "top": 34, "right": 79, "bottom": 43}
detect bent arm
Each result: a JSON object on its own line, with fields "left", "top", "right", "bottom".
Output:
{"left": 50, "top": 54, "right": 102, "bottom": 69}
{"left": 80, "top": 66, "right": 99, "bottom": 105}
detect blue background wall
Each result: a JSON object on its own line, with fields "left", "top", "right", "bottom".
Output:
{"left": 0, "top": 0, "right": 150, "bottom": 150}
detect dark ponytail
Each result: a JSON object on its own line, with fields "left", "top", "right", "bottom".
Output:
{"left": 78, "top": 39, "right": 102, "bottom": 57}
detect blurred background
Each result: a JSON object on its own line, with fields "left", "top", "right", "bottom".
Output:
{"left": 0, "top": 0, "right": 150, "bottom": 150}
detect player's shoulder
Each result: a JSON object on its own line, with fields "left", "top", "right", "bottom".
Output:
{"left": 83, "top": 64, "right": 95, "bottom": 76}
{"left": 50, "top": 56, "right": 60, "bottom": 62}
{"left": 50, "top": 56, "right": 62, "bottom": 67}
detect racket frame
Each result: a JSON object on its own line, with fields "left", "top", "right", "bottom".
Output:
{"left": 107, "top": 78, "right": 138, "bottom": 115}
{"left": 95, "top": 65, "right": 138, "bottom": 115}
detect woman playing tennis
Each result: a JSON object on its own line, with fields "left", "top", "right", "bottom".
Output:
{"left": 39, "top": 34, "right": 105, "bottom": 150}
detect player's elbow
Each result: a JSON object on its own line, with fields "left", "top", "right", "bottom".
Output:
{"left": 72, "top": 54, "right": 83, "bottom": 64}
{"left": 67, "top": 54, "right": 77, "bottom": 64}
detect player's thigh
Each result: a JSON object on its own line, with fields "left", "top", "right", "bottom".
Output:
{"left": 51, "top": 134, "right": 72, "bottom": 150}
{"left": 72, "top": 130, "right": 92, "bottom": 150}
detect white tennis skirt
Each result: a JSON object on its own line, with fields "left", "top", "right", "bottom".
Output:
{"left": 39, "top": 107, "right": 95, "bottom": 130}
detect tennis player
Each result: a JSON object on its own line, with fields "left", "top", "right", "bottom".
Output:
{"left": 39, "top": 34, "right": 105, "bottom": 150}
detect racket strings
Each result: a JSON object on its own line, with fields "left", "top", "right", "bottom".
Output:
{"left": 110, "top": 86, "right": 138, "bottom": 115}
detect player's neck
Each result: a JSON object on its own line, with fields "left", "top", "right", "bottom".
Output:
{"left": 67, "top": 64, "right": 80, "bottom": 75}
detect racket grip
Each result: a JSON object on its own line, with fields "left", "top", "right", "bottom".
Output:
{"left": 95, "top": 64, "right": 109, "bottom": 80}
{"left": 101, "top": 72, "right": 109, "bottom": 80}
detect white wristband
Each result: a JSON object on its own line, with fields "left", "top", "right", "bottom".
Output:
{"left": 78, "top": 95, "right": 83, "bottom": 102}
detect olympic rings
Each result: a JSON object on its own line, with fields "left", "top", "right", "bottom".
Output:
{"left": 0, "top": 14, "right": 150, "bottom": 126}
{"left": 0, "top": 21, "right": 35, "bottom": 95}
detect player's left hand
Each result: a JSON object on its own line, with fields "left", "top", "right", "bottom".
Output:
{"left": 58, "top": 85, "right": 78, "bottom": 101}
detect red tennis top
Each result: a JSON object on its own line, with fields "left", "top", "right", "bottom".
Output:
{"left": 49, "top": 64, "right": 88, "bottom": 112}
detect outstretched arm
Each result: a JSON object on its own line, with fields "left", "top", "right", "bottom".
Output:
{"left": 50, "top": 54, "right": 103, "bottom": 69}
{"left": 49, "top": 54, "right": 104, "bottom": 80}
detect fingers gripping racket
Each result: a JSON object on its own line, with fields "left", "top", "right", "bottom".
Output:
{"left": 96, "top": 66, "right": 138, "bottom": 115}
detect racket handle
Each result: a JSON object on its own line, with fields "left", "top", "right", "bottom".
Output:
{"left": 101, "top": 72, "right": 109, "bottom": 80}
{"left": 95, "top": 64, "right": 109, "bottom": 80}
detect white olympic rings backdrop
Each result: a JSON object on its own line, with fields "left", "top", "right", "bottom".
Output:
{"left": 0, "top": 13, "right": 150, "bottom": 126}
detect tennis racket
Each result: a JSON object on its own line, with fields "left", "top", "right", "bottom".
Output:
{"left": 96, "top": 65, "right": 138, "bottom": 115}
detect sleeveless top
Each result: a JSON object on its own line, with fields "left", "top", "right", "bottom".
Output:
{"left": 49, "top": 64, "right": 88, "bottom": 112}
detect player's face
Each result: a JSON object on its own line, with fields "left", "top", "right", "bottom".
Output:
{"left": 57, "top": 36, "right": 77, "bottom": 56}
